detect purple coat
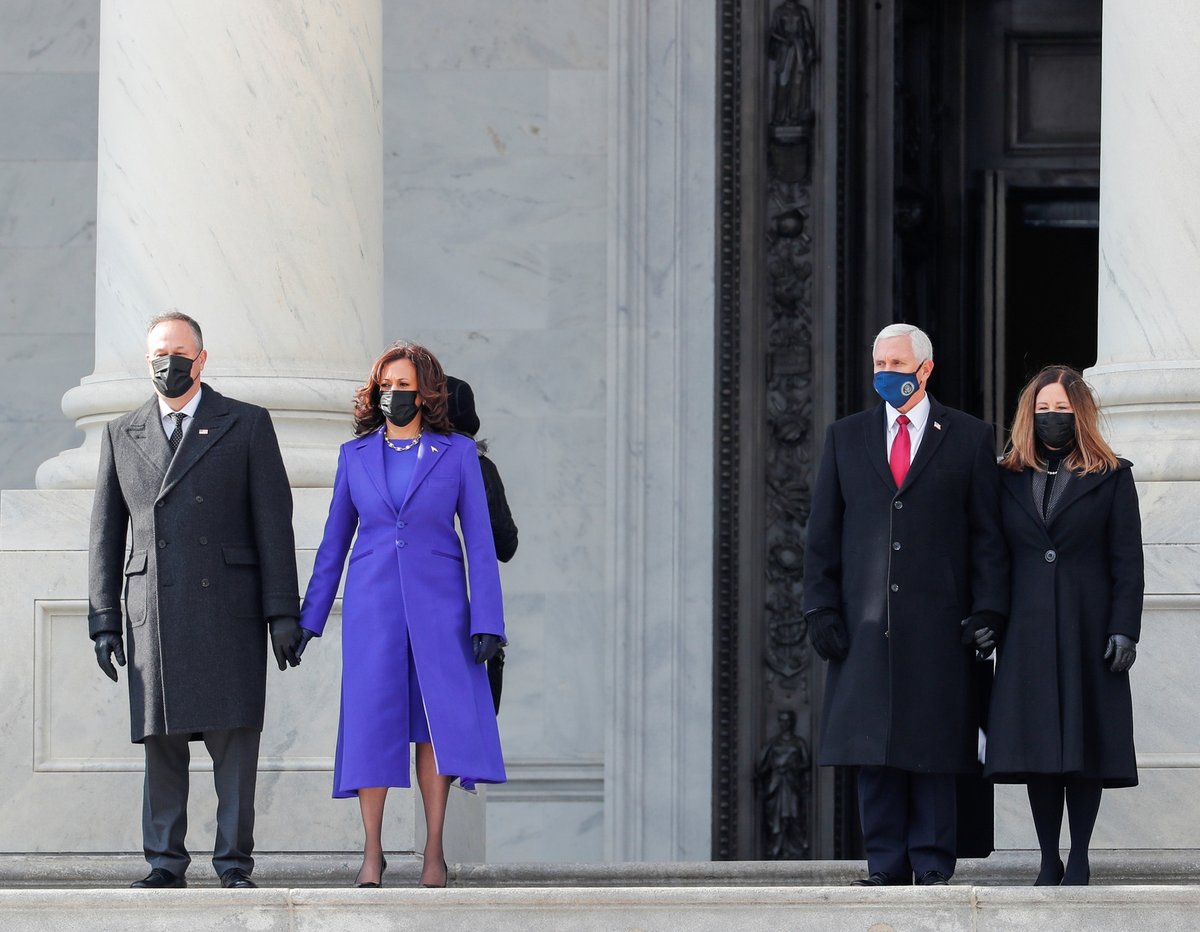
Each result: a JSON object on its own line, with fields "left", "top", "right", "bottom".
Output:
{"left": 300, "top": 429, "right": 506, "bottom": 795}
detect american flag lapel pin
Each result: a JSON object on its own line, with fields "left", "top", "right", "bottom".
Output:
{"left": 199, "top": 428, "right": 209, "bottom": 435}
{"left": 933, "top": 422, "right": 941, "bottom": 431}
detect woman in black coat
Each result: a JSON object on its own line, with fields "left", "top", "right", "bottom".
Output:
{"left": 986, "top": 365, "right": 1144, "bottom": 886}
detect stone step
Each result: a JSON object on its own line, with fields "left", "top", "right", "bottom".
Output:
{"left": 1, "top": 885, "right": 1200, "bottom": 932}
{"left": 1, "top": 850, "right": 1199, "bottom": 887}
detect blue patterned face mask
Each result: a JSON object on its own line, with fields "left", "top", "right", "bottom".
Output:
{"left": 873, "top": 369, "right": 921, "bottom": 409}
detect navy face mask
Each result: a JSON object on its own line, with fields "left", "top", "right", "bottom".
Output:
{"left": 151, "top": 354, "right": 196, "bottom": 399}
{"left": 379, "top": 390, "right": 420, "bottom": 428}
{"left": 873, "top": 368, "right": 922, "bottom": 409}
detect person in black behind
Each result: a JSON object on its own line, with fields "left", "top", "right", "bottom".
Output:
{"left": 446, "top": 375, "right": 518, "bottom": 710}
{"left": 802, "top": 323, "right": 1009, "bottom": 886}
{"left": 985, "top": 366, "right": 1143, "bottom": 886}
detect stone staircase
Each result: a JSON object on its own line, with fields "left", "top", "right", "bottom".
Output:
{"left": 1, "top": 852, "right": 1198, "bottom": 930}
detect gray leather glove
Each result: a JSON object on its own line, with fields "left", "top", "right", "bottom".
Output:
{"left": 269, "top": 616, "right": 303, "bottom": 670}
{"left": 93, "top": 632, "right": 126, "bottom": 682}
{"left": 1104, "top": 634, "right": 1136, "bottom": 673}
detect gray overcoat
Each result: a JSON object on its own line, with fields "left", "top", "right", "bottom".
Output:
{"left": 88, "top": 386, "right": 300, "bottom": 742}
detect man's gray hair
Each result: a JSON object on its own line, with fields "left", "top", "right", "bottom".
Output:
{"left": 873, "top": 323, "right": 933, "bottom": 362}
{"left": 147, "top": 309, "right": 204, "bottom": 352}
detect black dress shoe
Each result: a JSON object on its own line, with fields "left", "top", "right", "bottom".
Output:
{"left": 851, "top": 871, "right": 910, "bottom": 886}
{"left": 355, "top": 856, "right": 387, "bottom": 888}
{"left": 219, "top": 868, "right": 257, "bottom": 888}
{"left": 131, "top": 868, "right": 186, "bottom": 889}
{"left": 917, "top": 870, "right": 950, "bottom": 886}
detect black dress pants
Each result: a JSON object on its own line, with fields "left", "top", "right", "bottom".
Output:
{"left": 142, "top": 728, "right": 260, "bottom": 877}
{"left": 858, "top": 765, "right": 957, "bottom": 880}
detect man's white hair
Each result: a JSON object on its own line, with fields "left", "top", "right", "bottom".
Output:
{"left": 873, "top": 323, "right": 933, "bottom": 362}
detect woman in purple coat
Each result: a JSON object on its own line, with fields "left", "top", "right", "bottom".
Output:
{"left": 297, "top": 341, "right": 506, "bottom": 888}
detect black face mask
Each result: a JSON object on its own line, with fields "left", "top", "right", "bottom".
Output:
{"left": 1035, "top": 412, "right": 1076, "bottom": 450}
{"left": 151, "top": 354, "right": 196, "bottom": 399}
{"left": 379, "top": 390, "right": 420, "bottom": 428}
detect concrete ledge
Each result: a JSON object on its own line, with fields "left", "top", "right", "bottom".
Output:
{"left": 2, "top": 886, "right": 1200, "bottom": 932}
{"left": 2, "top": 849, "right": 1199, "bottom": 887}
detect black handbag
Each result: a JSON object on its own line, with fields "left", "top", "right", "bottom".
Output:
{"left": 487, "top": 647, "right": 505, "bottom": 714}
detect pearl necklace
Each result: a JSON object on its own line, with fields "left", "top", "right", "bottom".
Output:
{"left": 384, "top": 432, "right": 421, "bottom": 453}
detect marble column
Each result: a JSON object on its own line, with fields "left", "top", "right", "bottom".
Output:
{"left": 0, "top": 0, "right": 488, "bottom": 863}
{"left": 36, "top": 0, "right": 384, "bottom": 490}
{"left": 1081, "top": 0, "right": 1200, "bottom": 846}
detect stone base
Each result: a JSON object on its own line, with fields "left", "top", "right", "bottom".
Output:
{"left": 1, "top": 884, "right": 1199, "bottom": 932}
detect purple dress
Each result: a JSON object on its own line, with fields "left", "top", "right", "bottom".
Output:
{"left": 300, "top": 429, "right": 506, "bottom": 796}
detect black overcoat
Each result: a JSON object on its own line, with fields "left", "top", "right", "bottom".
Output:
{"left": 88, "top": 387, "right": 300, "bottom": 742}
{"left": 985, "top": 461, "right": 1143, "bottom": 787}
{"left": 803, "top": 398, "right": 1009, "bottom": 773}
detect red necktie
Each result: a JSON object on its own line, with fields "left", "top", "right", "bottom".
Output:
{"left": 890, "top": 414, "right": 911, "bottom": 487}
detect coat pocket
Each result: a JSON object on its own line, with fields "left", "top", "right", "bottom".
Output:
{"left": 431, "top": 548, "right": 464, "bottom": 563}
{"left": 222, "top": 544, "right": 263, "bottom": 620}
{"left": 348, "top": 548, "right": 374, "bottom": 566}
{"left": 123, "top": 549, "right": 149, "bottom": 628}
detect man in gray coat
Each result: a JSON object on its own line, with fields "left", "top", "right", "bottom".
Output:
{"left": 88, "top": 311, "right": 304, "bottom": 889}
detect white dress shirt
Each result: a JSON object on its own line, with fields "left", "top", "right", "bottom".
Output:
{"left": 158, "top": 386, "right": 204, "bottom": 441}
{"left": 884, "top": 394, "right": 931, "bottom": 466}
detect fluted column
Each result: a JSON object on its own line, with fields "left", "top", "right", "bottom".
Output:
{"left": 1082, "top": 0, "right": 1200, "bottom": 847}
{"left": 1088, "top": 0, "right": 1200, "bottom": 477}
{"left": 36, "top": 0, "right": 383, "bottom": 489}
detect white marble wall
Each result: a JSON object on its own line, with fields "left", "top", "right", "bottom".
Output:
{"left": 0, "top": 0, "right": 98, "bottom": 490}
{"left": 379, "top": 0, "right": 611, "bottom": 863}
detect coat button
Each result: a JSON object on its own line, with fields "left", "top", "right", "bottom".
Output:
{"left": 892, "top": 541, "right": 901, "bottom": 551}
{"left": 156, "top": 501, "right": 164, "bottom": 508}
{"left": 894, "top": 501, "right": 903, "bottom": 509}
{"left": 398, "top": 540, "right": 407, "bottom": 548}
{"left": 890, "top": 583, "right": 899, "bottom": 592}
{"left": 201, "top": 579, "right": 210, "bottom": 588}
{"left": 157, "top": 540, "right": 166, "bottom": 548}
{"left": 195, "top": 495, "right": 204, "bottom": 503}
{"left": 1045, "top": 549, "right": 1057, "bottom": 563}
{"left": 397, "top": 521, "right": 406, "bottom": 529}
{"left": 199, "top": 537, "right": 207, "bottom": 545}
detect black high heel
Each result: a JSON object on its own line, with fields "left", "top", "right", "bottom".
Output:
{"left": 355, "top": 856, "right": 387, "bottom": 888}
{"left": 420, "top": 857, "right": 448, "bottom": 888}
{"left": 1034, "top": 857, "right": 1064, "bottom": 886}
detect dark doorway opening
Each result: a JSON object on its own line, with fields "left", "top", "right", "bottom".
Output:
{"left": 1003, "top": 189, "right": 1099, "bottom": 426}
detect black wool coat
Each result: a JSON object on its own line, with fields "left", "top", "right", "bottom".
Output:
{"left": 985, "top": 461, "right": 1143, "bottom": 787}
{"left": 88, "top": 387, "right": 300, "bottom": 742}
{"left": 803, "top": 398, "right": 1009, "bottom": 773}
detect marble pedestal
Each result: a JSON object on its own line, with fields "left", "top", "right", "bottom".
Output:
{"left": 0, "top": 489, "right": 484, "bottom": 862}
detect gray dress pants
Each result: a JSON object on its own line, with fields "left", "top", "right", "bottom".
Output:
{"left": 142, "top": 727, "right": 260, "bottom": 877}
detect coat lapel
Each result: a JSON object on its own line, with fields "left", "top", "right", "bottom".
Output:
{"left": 357, "top": 429, "right": 397, "bottom": 516}
{"left": 123, "top": 397, "right": 173, "bottom": 476}
{"left": 862, "top": 405, "right": 896, "bottom": 492}
{"left": 1002, "top": 468, "right": 1045, "bottom": 531}
{"left": 401, "top": 433, "right": 452, "bottom": 511}
{"left": 1045, "top": 469, "right": 1111, "bottom": 527}
{"left": 900, "top": 397, "right": 947, "bottom": 490}
{"left": 158, "top": 387, "right": 239, "bottom": 499}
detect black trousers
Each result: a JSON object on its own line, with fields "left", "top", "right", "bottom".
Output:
{"left": 858, "top": 765, "right": 957, "bottom": 880}
{"left": 142, "top": 728, "right": 260, "bottom": 877}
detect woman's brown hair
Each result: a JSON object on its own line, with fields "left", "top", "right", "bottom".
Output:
{"left": 352, "top": 341, "right": 454, "bottom": 438}
{"left": 1000, "top": 365, "right": 1120, "bottom": 474}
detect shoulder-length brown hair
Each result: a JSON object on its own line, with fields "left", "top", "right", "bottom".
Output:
{"left": 1000, "top": 365, "right": 1119, "bottom": 474}
{"left": 352, "top": 341, "right": 454, "bottom": 437}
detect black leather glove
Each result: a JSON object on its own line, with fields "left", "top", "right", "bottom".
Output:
{"left": 294, "top": 628, "right": 317, "bottom": 659}
{"left": 807, "top": 609, "right": 849, "bottom": 662}
{"left": 473, "top": 633, "right": 503, "bottom": 665}
{"left": 960, "top": 610, "right": 1004, "bottom": 659}
{"left": 1104, "top": 634, "right": 1137, "bottom": 673}
{"left": 269, "top": 617, "right": 303, "bottom": 670}
{"left": 93, "top": 632, "right": 126, "bottom": 682}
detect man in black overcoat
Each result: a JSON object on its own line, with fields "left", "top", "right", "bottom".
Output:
{"left": 803, "top": 324, "right": 1008, "bottom": 885}
{"left": 88, "top": 311, "right": 304, "bottom": 889}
